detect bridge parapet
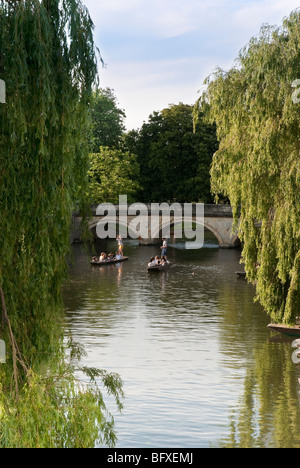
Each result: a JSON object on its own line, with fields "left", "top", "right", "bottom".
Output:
{"left": 204, "top": 204, "right": 233, "bottom": 218}
{"left": 88, "top": 203, "right": 233, "bottom": 218}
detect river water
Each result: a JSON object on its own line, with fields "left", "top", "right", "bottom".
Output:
{"left": 63, "top": 237, "right": 300, "bottom": 448}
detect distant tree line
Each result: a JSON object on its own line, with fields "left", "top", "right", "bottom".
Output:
{"left": 89, "top": 88, "right": 219, "bottom": 204}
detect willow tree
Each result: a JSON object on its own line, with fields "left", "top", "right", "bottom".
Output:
{"left": 0, "top": 0, "right": 98, "bottom": 344}
{"left": 0, "top": 0, "right": 123, "bottom": 447}
{"left": 199, "top": 9, "right": 300, "bottom": 325}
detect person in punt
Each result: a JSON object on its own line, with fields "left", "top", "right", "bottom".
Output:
{"left": 115, "top": 251, "right": 123, "bottom": 261}
{"left": 99, "top": 252, "right": 107, "bottom": 262}
{"left": 107, "top": 252, "right": 114, "bottom": 261}
{"left": 154, "top": 255, "right": 161, "bottom": 265}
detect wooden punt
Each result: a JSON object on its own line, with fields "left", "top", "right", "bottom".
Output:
{"left": 147, "top": 262, "right": 170, "bottom": 272}
{"left": 236, "top": 271, "right": 246, "bottom": 278}
{"left": 90, "top": 256, "right": 128, "bottom": 266}
{"left": 268, "top": 323, "right": 300, "bottom": 337}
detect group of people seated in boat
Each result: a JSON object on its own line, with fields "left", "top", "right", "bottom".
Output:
{"left": 92, "top": 236, "right": 124, "bottom": 263}
{"left": 92, "top": 251, "right": 123, "bottom": 263}
{"left": 148, "top": 255, "right": 168, "bottom": 267}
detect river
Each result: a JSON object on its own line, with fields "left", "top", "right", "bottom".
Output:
{"left": 63, "top": 236, "right": 300, "bottom": 448}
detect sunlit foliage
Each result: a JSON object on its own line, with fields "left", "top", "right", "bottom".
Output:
{"left": 88, "top": 147, "right": 140, "bottom": 204}
{"left": 200, "top": 9, "right": 300, "bottom": 324}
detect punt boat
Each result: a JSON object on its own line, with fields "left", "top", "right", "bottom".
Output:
{"left": 147, "top": 261, "right": 170, "bottom": 272}
{"left": 268, "top": 323, "right": 300, "bottom": 337}
{"left": 91, "top": 256, "right": 129, "bottom": 266}
{"left": 236, "top": 271, "right": 246, "bottom": 278}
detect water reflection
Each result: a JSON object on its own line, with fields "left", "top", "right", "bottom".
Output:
{"left": 63, "top": 239, "right": 300, "bottom": 448}
{"left": 219, "top": 343, "right": 300, "bottom": 448}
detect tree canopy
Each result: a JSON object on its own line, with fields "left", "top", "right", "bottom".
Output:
{"left": 88, "top": 88, "right": 139, "bottom": 205}
{"left": 201, "top": 9, "right": 300, "bottom": 324}
{"left": 91, "top": 87, "right": 126, "bottom": 152}
{"left": 0, "top": 0, "right": 98, "bottom": 347}
{"left": 124, "top": 103, "right": 218, "bottom": 203}
{"left": 88, "top": 147, "right": 140, "bottom": 204}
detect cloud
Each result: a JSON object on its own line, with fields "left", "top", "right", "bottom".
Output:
{"left": 87, "top": 0, "right": 299, "bottom": 40}
{"left": 98, "top": 56, "right": 233, "bottom": 130}
{"left": 86, "top": 0, "right": 231, "bottom": 39}
{"left": 232, "top": 0, "right": 299, "bottom": 31}
{"left": 84, "top": 0, "right": 300, "bottom": 129}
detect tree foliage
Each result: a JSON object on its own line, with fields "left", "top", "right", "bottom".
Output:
{"left": 0, "top": 0, "right": 123, "bottom": 447}
{"left": 0, "top": 0, "right": 98, "bottom": 344}
{"left": 91, "top": 87, "right": 126, "bottom": 151}
{"left": 124, "top": 103, "right": 218, "bottom": 203}
{"left": 88, "top": 147, "right": 140, "bottom": 204}
{"left": 0, "top": 339, "right": 124, "bottom": 448}
{"left": 201, "top": 9, "right": 300, "bottom": 324}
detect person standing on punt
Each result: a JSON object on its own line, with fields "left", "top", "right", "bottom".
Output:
{"left": 160, "top": 238, "right": 168, "bottom": 260}
{"left": 117, "top": 235, "right": 124, "bottom": 256}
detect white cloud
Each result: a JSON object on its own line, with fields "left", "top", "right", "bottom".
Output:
{"left": 98, "top": 56, "right": 233, "bottom": 130}
{"left": 232, "top": 0, "right": 299, "bottom": 31}
{"left": 86, "top": 0, "right": 229, "bottom": 39}
{"left": 84, "top": 0, "right": 300, "bottom": 129}
{"left": 87, "top": 0, "right": 299, "bottom": 40}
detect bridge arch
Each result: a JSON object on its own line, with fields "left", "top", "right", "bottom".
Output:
{"left": 72, "top": 204, "right": 240, "bottom": 248}
{"left": 158, "top": 219, "right": 223, "bottom": 247}
{"left": 203, "top": 221, "right": 223, "bottom": 246}
{"left": 89, "top": 219, "right": 134, "bottom": 240}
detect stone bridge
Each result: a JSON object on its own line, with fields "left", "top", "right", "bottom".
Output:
{"left": 72, "top": 204, "right": 240, "bottom": 249}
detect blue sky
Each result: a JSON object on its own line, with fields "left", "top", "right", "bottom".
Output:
{"left": 83, "top": 0, "right": 300, "bottom": 130}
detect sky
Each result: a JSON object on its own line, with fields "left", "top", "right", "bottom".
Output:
{"left": 83, "top": 0, "right": 300, "bottom": 130}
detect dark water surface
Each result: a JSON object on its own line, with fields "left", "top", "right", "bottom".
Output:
{"left": 63, "top": 239, "right": 300, "bottom": 448}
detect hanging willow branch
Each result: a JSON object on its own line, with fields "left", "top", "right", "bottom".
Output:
{"left": 0, "top": 287, "right": 29, "bottom": 399}
{"left": 0, "top": 0, "right": 98, "bottom": 350}
{"left": 203, "top": 9, "right": 300, "bottom": 324}
{"left": 0, "top": 0, "right": 98, "bottom": 400}
{"left": 0, "top": 1, "right": 126, "bottom": 448}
